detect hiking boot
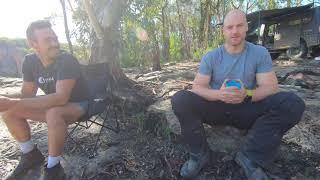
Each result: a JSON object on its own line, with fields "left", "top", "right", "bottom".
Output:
{"left": 40, "top": 163, "right": 66, "bottom": 180}
{"left": 180, "top": 149, "right": 210, "bottom": 179}
{"left": 5, "top": 145, "right": 45, "bottom": 179}
{"left": 235, "top": 152, "right": 269, "bottom": 180}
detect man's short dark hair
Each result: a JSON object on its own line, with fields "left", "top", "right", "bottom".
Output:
{"left": 26, "top": 20, "right": 52, "bottom": 41}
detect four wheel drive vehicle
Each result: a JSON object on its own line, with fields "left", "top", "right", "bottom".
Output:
{"left": 246, "top": 3, "right": 320, "bottom": 60}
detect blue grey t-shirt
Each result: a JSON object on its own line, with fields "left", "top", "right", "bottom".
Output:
{"left": 199, "top": 41, "right": 273, "bottom": 89}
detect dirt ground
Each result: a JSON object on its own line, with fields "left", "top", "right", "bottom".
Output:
{"left": 1, "top": 58, "right": 320, "bottom": 179}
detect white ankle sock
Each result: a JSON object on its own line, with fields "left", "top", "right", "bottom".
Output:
{"left": 47, "top": 156, "right": 61, "bottom": 168}
{"left": 19, "top": 140, "right": 34, "bottom": 154}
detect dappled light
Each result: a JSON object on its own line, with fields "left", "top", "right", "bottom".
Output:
{"left": 135, "top": 27, "right": 149, "bottom": 42}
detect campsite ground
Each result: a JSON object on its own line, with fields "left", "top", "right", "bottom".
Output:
{"left": 1, "top": 57, "right": 320, "bottom": 179}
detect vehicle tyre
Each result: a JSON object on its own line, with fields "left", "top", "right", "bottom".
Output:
{"left": 310, "top": 46, "right": 320, "bottom": 58}
{"left": 270, "top": 53, "right": 280, "bottom": 60}
{"left": 286, "top": 40, "right": 308, "bottom": 59}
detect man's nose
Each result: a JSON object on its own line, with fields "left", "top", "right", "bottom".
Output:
{"left": 231, "top": 27, "right": 238, "bottom": 34}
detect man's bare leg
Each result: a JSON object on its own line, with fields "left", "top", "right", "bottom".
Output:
{"left": 2, "top": 102, "right": 85, "bottom": 155}
{"left": 45, "top": 103, "right": 85, "bottom": 157}
{"left": 2, "top": 106, "right": 46, "bottom": 143}
{"left": 2, "top": 102, "right": 85, "bottom": 178}
{"left": 2, "top": 105, "right": 47, "bottom": 179}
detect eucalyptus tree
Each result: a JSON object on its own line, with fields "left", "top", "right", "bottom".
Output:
{"left": 59, "top": 0, "right": 74, "bottom": 55}
{"left": 72, "top": 0, "right": 153, "bottom": 109}
{"left": 82, "top": 0, "right": 129, "bottom": 84}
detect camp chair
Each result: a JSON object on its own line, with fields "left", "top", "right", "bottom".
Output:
{"left": 66, "top": 63, "right": 120, "bottom": 158}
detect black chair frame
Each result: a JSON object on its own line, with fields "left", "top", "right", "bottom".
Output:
{"left": 66, "top": 63, "right": 120, "bottom": 158}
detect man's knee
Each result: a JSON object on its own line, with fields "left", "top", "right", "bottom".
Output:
{"left": 2, "top": 109, "right": 18, "bottom": 123}
{"left": 277, "top": 91, "right": 305, "bottom": 125}
{"left": 46, "top": 107, "right": 67, "bottom": 127}
{"left": 171, "top": 90, "right": 196, "bottom": 113}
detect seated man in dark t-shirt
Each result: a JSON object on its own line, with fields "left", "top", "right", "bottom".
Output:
{"left": 0, "top": 20, "right": 89, "bottom": 179}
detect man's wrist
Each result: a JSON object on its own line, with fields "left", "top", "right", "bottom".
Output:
{"left": 245, "top": 89, "right": 253, "bottom": 97}
{"left": 244, "top": 89, "right": 253, "bottom": 103}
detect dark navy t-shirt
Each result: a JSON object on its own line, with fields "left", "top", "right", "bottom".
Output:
{"left": 22, "top": 52, "right": 89, "bottom": 102}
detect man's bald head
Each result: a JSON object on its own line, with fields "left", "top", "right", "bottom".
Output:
{"left": 222, "top": 9, "right": 248, "bottom": 48}
{"left": 223, "top": 9, "right": 247, "bottom": 26}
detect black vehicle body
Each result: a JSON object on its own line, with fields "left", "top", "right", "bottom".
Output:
{"left": 246, "top": 3, "right": 320, "bottom": 59}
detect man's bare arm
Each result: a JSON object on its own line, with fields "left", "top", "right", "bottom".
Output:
{"left": 191, "top": 73, "right": 222, "bottom": 101}
{"left": 0, "top": 92, "right": 22, "bottom": 98}
{"left": 21, "top": 81, "right": 38, "bottom": 98}
{"left": 17, "top": 79, "right": 76, "bottom": 109}
{"left": 251, "top": 71, "right": 279, "bottom": 102}
{"left": 0, "top": 82, "right": 38, "bottom": 111}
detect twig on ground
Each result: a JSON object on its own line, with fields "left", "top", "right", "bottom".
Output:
{"left": 163, "top": 154, "right": 174, "bottom": 178}
{"left": 157, "top": 89, "right": 172, "bottom": 99}
{"left": 81, "top": 166, "right": 86, "bottom": 179}
{"left": 176, "top": 80, "right": 193, "bottom": 85}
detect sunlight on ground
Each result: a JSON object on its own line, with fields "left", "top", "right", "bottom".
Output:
{"left": 275, "top": 60, "right": 298, "bottom": 67}
{"left": 0, "top": 119, "right": 11, "bottom": 137}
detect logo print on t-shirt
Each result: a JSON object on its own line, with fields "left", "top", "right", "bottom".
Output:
{"left": 38, "top": 77, "right": 54, "bottom": 84}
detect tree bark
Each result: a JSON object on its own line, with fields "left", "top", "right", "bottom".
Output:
{"left": 287, "top": 0, "right": 291, "bottom": 7}
{"left": 161, "top": 0, "right": 170, "bottom": 62}
{"left": 86, "top": 0, "right": 129, "bottom": 86}
{"left": 296, "top": 0, "right": 302, "bottom": 6}
{"left": 176, "top": 0, "right": 192, "bottom": 60}
{"left": 83, "top": 0, "right": 154, "bottom": 111}
{"left": 199, "top": 0, "right": 211, "bottom": 49}
{"left": 60, "top": 0, "right": 74, "bottom": 55}
{"left": 148, "top": 20, "right": 161, "bottom": 71}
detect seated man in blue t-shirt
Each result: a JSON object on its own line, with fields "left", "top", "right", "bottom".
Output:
{"left": 171, "top": 10, "right": 305, "bottom": 179}
{"left": 0, "top": 20, "right": 90, "bottom": 179}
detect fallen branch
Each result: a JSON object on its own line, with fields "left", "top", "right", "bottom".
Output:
{"left": 157, "top": 89, "right": 173, "bottom": 99}
{"left": 176, "top": 80, "right": 193, "bottom": 85}
{"left": 163, "top": 154, "right": 173, "bottom": 178}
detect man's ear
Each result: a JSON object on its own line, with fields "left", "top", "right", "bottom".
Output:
{"left": 245, "top": 22, "right": 249, "bottom": 32}
{"left": 222, "top": 25, "right": 226, "bottom": 35}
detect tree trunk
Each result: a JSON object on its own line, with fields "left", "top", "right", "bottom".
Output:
{"left": 60, "top": 0, "right": 74, "bottom": 55}
{"left": 149, "top": 21, "right": 161, "bottom": 71}
{"left": 287, "top": 0, "right": 291, "bottom": 7}
{"left": 203, "top": 0, "right": 211, "bottom": 49}
{"left": 89, "top": 32, "right": 127, "bottom": 85}
{"left": 296, "top": 0, "right": 302, "bottom": 6}
{"left": 176, "top": 0, "right": 192, "bottom": 60}
{"left": 152, "top": 41, "right": 161, "bottom": 71}
{"left": 161, "top": 0, "right": 170, "bottom": 62}
{"left": 85, "top": 0, "right": 128, "bottom": 86}
{"left": 84, "top": 0, "right": 154, "bottom": 111}
{"left": 199, "top": 0, "right": 211, "bottom": 49}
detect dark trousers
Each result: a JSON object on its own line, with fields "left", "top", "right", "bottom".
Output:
{"left": 171, "top": 90, "right": 305, "bottom": 167}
